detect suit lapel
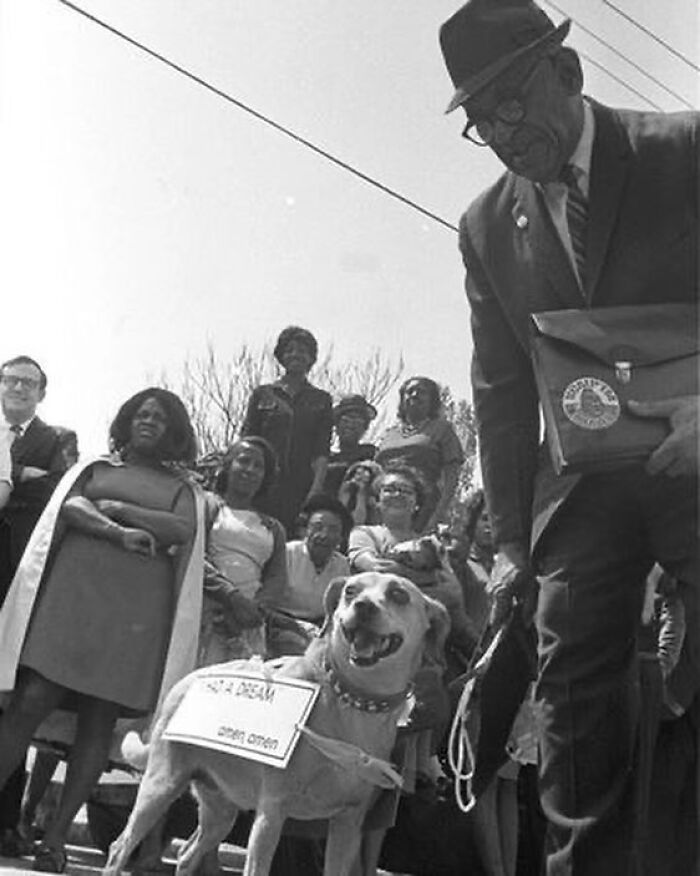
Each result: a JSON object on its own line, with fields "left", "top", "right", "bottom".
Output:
{"left": 512, "top": 175, "right": 584, "bottom": 312}
{"left": 585, "top": 103, "right": 630, "bottom": 301}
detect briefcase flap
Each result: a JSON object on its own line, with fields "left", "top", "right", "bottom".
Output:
{"left": 530, "top": 303, "right": 698, "bottom": 475}
{"left": 531, "top": 303, "right": 699, "bottom": 369}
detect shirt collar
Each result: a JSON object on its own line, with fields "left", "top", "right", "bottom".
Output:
{"left": 567, "top": 99, "right": 595, "bottom": 195}
{"left": 272, "top": 378, "right": 310, "bottom": 397}
{"left": 4, "top": 415, "right": 35, "bottom": 435}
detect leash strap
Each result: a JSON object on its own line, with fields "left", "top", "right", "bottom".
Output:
{"left": 447, "top": 626, "right": 505, "bottom": 813}
{"left": 297, "top": 725, "right": 403, "bottom": 790}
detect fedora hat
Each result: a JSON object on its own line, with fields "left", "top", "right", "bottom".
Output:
{"left": 440, "top": 0, "right": 571, "bottom": 114}
{"left": 332, "top": 394, "right": 377, "bottom": 423}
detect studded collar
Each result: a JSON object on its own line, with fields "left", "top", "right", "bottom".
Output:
{"left": 323, "top": 658, "right": 413, "bottom": 714}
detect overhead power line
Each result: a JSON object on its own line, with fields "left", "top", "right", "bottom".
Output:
{"left": 577, "top": 48, "right": 662, "bottom": 110}
{"left": 55, "top": 0, "right": 459, "bottom": 233}
{"left": 601, "top": 0, "right": 700, "bottom": 74}
{"left": 543, "top": 0, "right": 695, "bottom": 109}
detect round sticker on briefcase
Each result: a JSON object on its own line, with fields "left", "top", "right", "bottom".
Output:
{"left": 561, "top": 377, "right": 620, "bottom": 430}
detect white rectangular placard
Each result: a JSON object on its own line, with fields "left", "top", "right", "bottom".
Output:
{"left": 163, "top": 670, "right": 320, "bottom": 768}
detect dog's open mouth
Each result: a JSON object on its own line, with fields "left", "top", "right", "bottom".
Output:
{"left": 341, "top": 624, "right": 403, "bottom": 666}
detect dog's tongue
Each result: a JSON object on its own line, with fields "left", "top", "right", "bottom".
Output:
{"left": 350, "top": 628, "right": 379, "bottom": 657}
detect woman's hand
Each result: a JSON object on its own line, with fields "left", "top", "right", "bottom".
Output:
{"left": 370, "top": 557, "right": 405, "bottom": 575}
{"left": 403, "top": 567, "right": 439, "bottom": 587}
{"left": 212, "top": 594, "right": 263, "bottom": 638}
{"left": 338, "top": 482, "right": 354, "bottom": 505}
{"left": 227, "top": 592, "right": 264, "bottom": 629}
{"left": 94, "top": 498, "right": 124, "bottom": 520}
{"left": 121, "top": 527, "right": 157, "bottom": 557}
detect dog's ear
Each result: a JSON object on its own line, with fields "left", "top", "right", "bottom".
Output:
{"left": 424, "top": 538, "right": 443, "bottom": 570}
{"left": 420, "top": 594, "right": 451, "bottom": 671}
{"left": 318, "top": 576, "right": 347, "bottom": 636}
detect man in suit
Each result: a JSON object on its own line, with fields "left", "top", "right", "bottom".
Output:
{"left": 439, "top": 2, "right": 698, "bottom": 873}
{"left": 0, "top": 355, "right": 68, "bottom": 856}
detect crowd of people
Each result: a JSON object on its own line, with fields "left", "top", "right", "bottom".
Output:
{"left": 0, "top": 0, "right": 698, "bottom": 874}
{"left": 0, "top": 338, "right": 486, "bottom": 875}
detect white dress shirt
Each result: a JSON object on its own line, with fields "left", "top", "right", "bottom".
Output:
{"left": 0, "top": 425, "right": 13, "bottom": 486}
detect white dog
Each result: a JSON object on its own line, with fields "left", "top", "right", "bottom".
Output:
{"left": 104, "top": 572, "right": 450, "bottom": 876}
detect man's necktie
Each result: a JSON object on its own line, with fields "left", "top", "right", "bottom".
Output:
{"left": 561, "top": 164, "right": 588, "bottom": 292}
{"left": 9, "top": 424, "right": 22, "bottom": 442}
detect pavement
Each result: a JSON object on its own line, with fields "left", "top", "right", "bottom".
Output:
{"left": 0, "top": 848, "right": 402, "bottom": 876}
{"left": 0, "top": 837, "right": 247, "bottom": 876}
{"left": 0, "top": 756, "right": 402, "bottom": 875}
{"left": 0, "top": 817, "right": 401, "bottom": 876}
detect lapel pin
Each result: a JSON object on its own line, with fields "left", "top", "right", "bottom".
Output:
{"left": 515, "top": 213, "right": 529, "bottom": 230}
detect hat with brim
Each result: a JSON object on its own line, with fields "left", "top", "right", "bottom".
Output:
{"left": 333, "top": 394, "right": 377, "bottom": 423}
{"left": 440, "top": 0, "right": 571, "bottom": 114}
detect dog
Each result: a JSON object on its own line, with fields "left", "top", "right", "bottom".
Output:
{"left": 387, "top": 535, "right": 478, "bottom": 660}
{"left": 104, "top": 572, "right": 450, "bottom": 876}
{"left": 386, "top": 534, "right": 444, "bottom": 573}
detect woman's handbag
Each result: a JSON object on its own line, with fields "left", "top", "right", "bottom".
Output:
{"left": 530, "top": 303, "right": 698, "bottom": 475}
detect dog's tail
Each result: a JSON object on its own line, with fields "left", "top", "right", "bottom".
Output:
{"left": 120, "top": 730, "right": 150, "bottom": 771}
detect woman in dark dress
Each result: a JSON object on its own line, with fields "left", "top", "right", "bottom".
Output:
{"left": 376, "top": 376, "right": 464, "bottom": 533}
{"left": 0, "top": 388, "right": 199, "bottom": 872}
{"left": 323, "top": 394, "right": 377, "bottom": 498}
{"left": 241, "top": 326, "right": 332, "bottom": 536}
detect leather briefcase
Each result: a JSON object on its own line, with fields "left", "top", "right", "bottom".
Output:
{"left": 530, "top": 303, "right": 699, "bottom": 475}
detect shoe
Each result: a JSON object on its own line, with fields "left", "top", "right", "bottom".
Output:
{"left": 0, "top": 826, "right": 33, "bottom": 858}
{"left": 18, "top": 816, "right": 45, "bottom": 843}
{"left": 32, "top": 842, "right": 67, "bottom": 874}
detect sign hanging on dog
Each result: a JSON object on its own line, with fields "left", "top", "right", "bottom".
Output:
{"left": 163, "top": 668, "right": 320, "bottom": 768}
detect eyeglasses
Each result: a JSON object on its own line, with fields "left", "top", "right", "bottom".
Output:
{"left": 380, "top": 484, "right": 416, "bottom": 497}
{"left": 461, "top": 54, "right": 548, "bottom": 147}
{"left": 0, "top": 375, "right": 40, "bottom": 390}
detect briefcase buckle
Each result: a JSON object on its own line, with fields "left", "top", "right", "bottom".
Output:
{"left": 615, "top": 361, "right": 632, "bottom": 384}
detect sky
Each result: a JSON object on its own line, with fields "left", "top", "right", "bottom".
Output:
{"left": 0, "top": 0, "right": 697, "bottom": 455}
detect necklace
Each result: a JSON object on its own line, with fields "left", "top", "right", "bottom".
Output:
{"left": 399, "top": 418, "right": 430, "bottom": 437}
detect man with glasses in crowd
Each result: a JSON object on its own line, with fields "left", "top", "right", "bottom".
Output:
{"left": 0, "top": 356, "right": 69, "bottom": 857}
{"left": 439, "top": 1, "right": 698, "bottom": 873}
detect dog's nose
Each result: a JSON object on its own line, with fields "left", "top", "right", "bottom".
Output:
{"left": 353, "top": 598, "right": 378, "bottom": 620}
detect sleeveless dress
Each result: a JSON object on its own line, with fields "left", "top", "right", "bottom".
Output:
{"left": 20, "top": 463, "right": 189, "bottom": 715}
{"left": 375, "top": 417, "right": 464, "bottom": 530}
{"left": 199, "top": 506, "right": 274, "bottom": 663}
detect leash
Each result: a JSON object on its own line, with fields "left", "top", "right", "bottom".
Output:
{"left": 447, "top": 625, "right": 505, "bottom": 813}
{"left": 297, "top": 725, "right": 403, "bottom": 790}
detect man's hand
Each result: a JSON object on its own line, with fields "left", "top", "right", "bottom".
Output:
{"left": 628, "top": 395, "right": 698, "bottom": 477}
{"left": 20, "top": 466, "right": 48, "bottom": 482}
{"left": 487, "top": 542, "right": 531, "bottom": 629}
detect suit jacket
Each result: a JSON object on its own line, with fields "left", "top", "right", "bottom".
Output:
{"left": 459, "top": 101, "right": 699, "bottom": 551}
{"left": 1, "top": 416, "right": 67, "bottom": 574}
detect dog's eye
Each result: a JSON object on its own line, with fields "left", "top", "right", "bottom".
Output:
{"left": 344, "top": 583, "right": 362, "bottom": 601}
{"left": 387, "top": 583, "right": 410, "bottom": 605}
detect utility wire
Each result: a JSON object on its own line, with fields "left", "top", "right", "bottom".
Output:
{"left": 601, "top": 0, "right": 700, "bottom": 74}
{"left": 55, "top": 0, "right": 459, "bottom": 233}
{"left": 577, "top": 48, "right": 662, "bottom": 110}
{"left": 543, "top": 0, "right": 695, "bottom": 109}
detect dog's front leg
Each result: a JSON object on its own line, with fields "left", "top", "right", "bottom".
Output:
{"left": 243, "top": 807, "right": 284, "bottom": 876}
{"left": 325, "top": 808, "right": 365, "bottom": 876}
